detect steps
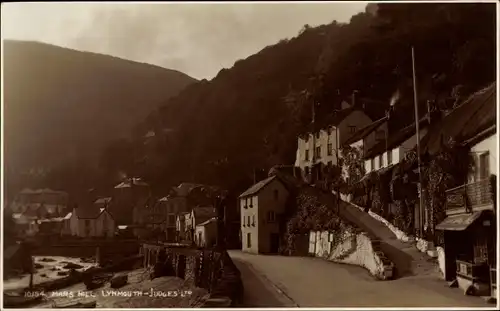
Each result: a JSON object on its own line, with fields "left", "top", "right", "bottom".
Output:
{"left": 339, "top": 201, "right": 439, "bottom": 279}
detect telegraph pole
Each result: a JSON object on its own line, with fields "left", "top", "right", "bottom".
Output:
{"left": 411, "top": 46, "right": 425, "bottom": 239}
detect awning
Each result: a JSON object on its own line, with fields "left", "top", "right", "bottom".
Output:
{"left": 435, "top": 211, "right": 484, "bottom": 231}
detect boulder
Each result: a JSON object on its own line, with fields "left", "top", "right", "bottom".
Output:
{"left": 63, "top": 263, "right": 84, "bottom": 270}
{"left": 110, "top": 274, "right": 128, "bottom": 288}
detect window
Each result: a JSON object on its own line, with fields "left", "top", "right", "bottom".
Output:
{"left": 268, "top": 211, "right": 276, "bottom": 222}
{"left": 327, "top": 143, "right": 332, "bottom": 156}
{"left": 252, "top": 215, "right": 256, "bottom": 226}
{"left": 305, "top": 150, "right": 309, "bottom": 161}
{"left": 316, "top": 132, "right": 320, "bottom": 139}
{"left": 249, "top": 197, "right": 253, "bottom": 208}
{"left": 371, "top": 158, "right": 376, "bottom": 170}
{"left": 247, "top": 233, "right": 251, "bottom": 248}
{"left": 479, "top": 152, "right": 490, "bottom": 180}
{"left": 376, "top": 130, "right": 385, "bottom": 141}
{"left": 387, "top": 150, "right": 392, "bottom": 165}
{"left": 315, "top": 146, "right": 321, "bottom": 159}
{"left": 274, "top": 189, "right": 279, "bottom": 200}
{"left": 379, "top": 155, "right": 383, "bottom": 168}
{"left": 349, "top": 125, "right": 357, "bottom": 134}
{"left": 247, "top": 216, "right": 251, "bottom": 226}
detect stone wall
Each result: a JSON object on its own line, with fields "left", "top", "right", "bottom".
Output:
{"left": 309, "top": 230, "right": 394, "bottom": 280}
{"left": 141, "top": 244, "right": 243, "bottom": 306}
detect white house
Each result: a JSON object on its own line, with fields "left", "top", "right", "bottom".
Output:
{"left": 239, "top": 175, "right": 289, "bottom": 254}
{"left": 195, "top": 217, "right": 218, "bottom": 248}
{"left": 70, "top": 202, "right": 116, "bottom": 238}
{"left": 363, "top": 118, "right": 430, "bottom": 175}
{"left": 294, "top": 104, "right": 372, "bottom": 182}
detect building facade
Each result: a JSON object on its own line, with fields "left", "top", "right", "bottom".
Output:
{"left": 69, "top": 205, "right": 116, "bottom": 238}
{"left": 295, "top": 107, "right": 372, "bottom": 183}
{"left": 239, "top": 175, "right": 289, "bottom": 254}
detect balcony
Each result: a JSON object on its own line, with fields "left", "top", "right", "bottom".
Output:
{"left": 445, "top": 179, "right": 494, "bottom": 215}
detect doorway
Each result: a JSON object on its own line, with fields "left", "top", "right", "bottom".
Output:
{"left": 270, "top": 233, "right": 280, "bottom": 253}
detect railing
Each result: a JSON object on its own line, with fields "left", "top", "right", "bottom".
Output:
{"left": 445, "top": 179, "right": 494, "bottom": 214}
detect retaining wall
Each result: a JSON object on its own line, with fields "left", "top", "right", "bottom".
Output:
{"left": 309, "top": 230, "right": 394, "bottom": 280}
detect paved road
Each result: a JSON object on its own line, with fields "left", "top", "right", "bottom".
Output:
{"left": 229, "top": 250, "right": 493, "bottom": 308}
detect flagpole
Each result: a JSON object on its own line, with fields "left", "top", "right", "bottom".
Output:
{"left": 411, "top": 46, "right": 424, "bottom": 239}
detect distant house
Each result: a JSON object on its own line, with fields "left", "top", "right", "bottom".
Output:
{"left": 343, "top": 116, "right": 388, "bottom": 157}
{"left": 9, "top": 188, "right": 68, "bottom": 217}
{"left": 109, "top": 177, "right": 150, "bottom": 225}
{"left": 69, "top": 202, "right": 116, "bottom": 238}
{"left": 294, "top": 104, "right": 373, "bottom": 183}
{"left": 195, "top": 217, "right": 218, "bottom": 248}
{"left": 239, "top": 175, "right": 289, "bottom": 254}
{"left": 188, "top": 207, "right": 217, "bottom": 242}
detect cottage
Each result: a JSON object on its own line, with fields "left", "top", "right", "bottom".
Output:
{"left": 188, "top": 207, "right": 217, "bottom": 242}
{"left": 195, "top": 217, "right": 218, "bottom": 248}
{"left": 239, "top": 175, "right": 289, "bottom": 254}
{"left": 432, "top": 83, "right": 497, "bottom": 298}
{"left": 69, "top": 202, "right": 116, "bottom": 238}
{"left": 294, "top": 103, "right": 372, "bottom": 183}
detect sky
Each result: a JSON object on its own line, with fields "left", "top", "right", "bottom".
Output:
{"left": 2, "top": 2, "right": 367, "bottom": 80}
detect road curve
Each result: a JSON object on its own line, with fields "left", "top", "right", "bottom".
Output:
{"left": 229, "top": 250, "right": 492, "bottom": 308}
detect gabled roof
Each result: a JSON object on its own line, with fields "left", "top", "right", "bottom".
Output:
{"left": 302, "top": 107, "right": 362, "bottom": 135}
{"left": 94, "top": 197, "right": 112, "bottom": 205}
{"left": 197, "top": 217, "right": 217, "bottom": 227}
{"left": 343, "top": 116, "right": 388, "bottom": 146}
{"left": 174, "top": 183, "right": 204, "bottom": 197}
{"left": 239, "top": 175, "right": 281, "bottom": 198}
{"left": 419, "top": 82, "right": 496, "bottom": 155}
{"left": 364, "top": 117, "right": 430, "bottom": 159}
{"left": 75, "top": 205, "right": 113, "bottom": 220}
{"left": 192, "top": 206, "right": 216, "bottom": 219}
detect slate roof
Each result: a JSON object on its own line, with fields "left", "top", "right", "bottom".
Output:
{"left": 94, "top": 197, "right": 112, "bottom": 205}
{"left": 197, "top": 217, "right": 217, "bottom": 227}
{"left": 239, "top": 175, "right": 280, "bottom": 198}
{"left": 172, "top": 183, "right": 204, "bottom": 197}
{"left": 302, "top": 107, "right": 362, "bottom": 135}
{"left": 75, "top": 205, "right": 102, "bottom": 219}
{"left": 364, "top": 117, "right": 430, "bottom": 159}
{"left": 343, "top": 116, "right": 388, "bottom": 146}
{"left": 192, "top": 206, "right": 217, "bottom": 225}
{"left": 419, "top": 82, "right": 496, "bottom": 155}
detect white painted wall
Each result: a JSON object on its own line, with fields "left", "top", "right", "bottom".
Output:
{"left": 309, "top": 230, "right": 391, "bottom": 279}
{"left": 470, "top": 132, "right": 497, "bottom": 178}
{"left": 294, "top": 110, "right": 373, "bottom": 171}
{"left": 364, "top": 127, "right": 428, "bottom": 174}
{"left": 241, "top": 178, "right": 289, "bottom": 254}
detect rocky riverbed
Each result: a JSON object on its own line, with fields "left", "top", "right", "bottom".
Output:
{"left": 25, "top": 268, "right": 209, "bottom": 308}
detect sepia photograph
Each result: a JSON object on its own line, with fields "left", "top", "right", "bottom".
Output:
{"left": 1, "top": 1, "right": 498, "bottom": 309}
